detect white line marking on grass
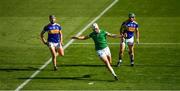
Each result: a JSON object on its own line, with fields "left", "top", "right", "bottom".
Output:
{"left": 138, "top": 43, "right": 180, "bottom": 45}
{"left": 15, "top": 0, "right": 118, "bottom": 91}
{"left": 72, "top": 42, "right": 180, "bottom": 45}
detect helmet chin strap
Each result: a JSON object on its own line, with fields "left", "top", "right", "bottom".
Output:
{"left": 50, "top": 21, "right": 55, "bottom": 24}
{"left": 95, "top": 28, "right": 100, "bottom": 33}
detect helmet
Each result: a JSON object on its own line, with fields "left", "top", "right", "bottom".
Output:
{"left": 128, "top": 13, "right": 135, "bottom": 18}
{"left": 49, "top": 15, "right": 56, "bottom": 19}
{"left": 92, "top": 23, "right": 99, "bottom": 30}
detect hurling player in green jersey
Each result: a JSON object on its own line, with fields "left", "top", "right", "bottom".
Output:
{"left": 72, "top": 23, "right": 121, "bottom": 80}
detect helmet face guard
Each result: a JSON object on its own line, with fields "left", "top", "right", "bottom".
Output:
{"left": 128, "top": 13, "right": 135, "bottom": 18}
{"left": 92, "top": 23, "right": 100, "bottom": 33}
{"left": 49, "top": 15, "right": 56, "bottom": 24}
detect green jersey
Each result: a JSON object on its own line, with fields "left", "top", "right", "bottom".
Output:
{"left": 89, "top": 29, "right": 108, "bottom": 50}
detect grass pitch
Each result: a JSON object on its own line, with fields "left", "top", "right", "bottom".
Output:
{"left": 0, "top": 0, "right": 180, "bottom": 90}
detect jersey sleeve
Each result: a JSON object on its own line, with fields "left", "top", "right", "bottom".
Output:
{"left": 57, "top": 24, "right": 62, "bottom": 31}
{"left": 136, "top": 24, "right": 139, "bottom": 28}
{"left": 105, "top": 31, "right": 108, "bottom": 36}
{"left": 43, "top": 25, "right": 48, "bottom": 32}
{"left": 59, "top": 26, "right": 62, "bottom": 30}
{"left": 120, "top": 22, "right": 127, "bottom": 33}
{"left": 121, "top": 22, "right": 126, "bottom": 26}
{"left": 134, "top": 21, "right": 139, "bottom": 28}
{"left": 89, "top": 32, "right": 93, "bottom": 38}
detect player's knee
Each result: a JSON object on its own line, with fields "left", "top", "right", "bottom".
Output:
{"left": 59, "top": 53, "right": 64, "bottom": 56}
{"left": 52, "top": 55, "right": 56, "bottom": 58}
{"left": 104, "top": 60, "right": 110, "bottom": 66}
{"left": 107, "top": 56, "right": 112, "bottom": 64}
{"left": 128, "top": 51, "right": 134, "bottom": 56}
{"left": 58, "top": 49, "right": 64, "bottom": 56}
{"left": 121, "top": 43, "right": 125, "bottom": 48}
{"left": 119, "top": 50, "right": 124, "bottom": 55}
{"left": 58, "top": 51, "right": 64, "bottom": 56}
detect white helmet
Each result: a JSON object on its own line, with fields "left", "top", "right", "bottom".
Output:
{"left": 92, "top": 23, "right": 99, "bottom": 30}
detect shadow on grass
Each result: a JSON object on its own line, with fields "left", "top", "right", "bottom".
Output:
{"left": 60, "top": 64, "right": 180, "bottom": 67}
{"left": 18, "top": 74, "right": 116, "bottom": 82}
{"left": 60, "top": 64, "right": 106, "bottom": 67}
{"left": 123, "top": 64, "right": 180, "bottom": 67}
{"left": 2, "top": 64, "right": 179, "bottom": 72}
{"left": 0, "top": 67, "right": 39, "bottom": 72}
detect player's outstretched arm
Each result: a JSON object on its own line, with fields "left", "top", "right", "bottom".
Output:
{"left": 71, "top": 35, "right": 90, "bottom": 40}
{"left": 106, "top": 32, "right": 122, "bottom": 38}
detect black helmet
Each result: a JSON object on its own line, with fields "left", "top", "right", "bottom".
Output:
{"left": 49, "top": 15, "right": 56, "bottom": 19}
{"left": 128, "top": 13, "right": 135, "bottom": 18}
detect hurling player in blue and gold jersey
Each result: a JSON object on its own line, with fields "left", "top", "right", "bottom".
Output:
{"left": 117, "top": 13, "right": 139, "bottom": 67}
{"left": 40, "top": 15, "right": 64, "bottom": 71}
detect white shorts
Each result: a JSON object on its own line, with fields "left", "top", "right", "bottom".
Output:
{"left": 121, "top": 37, "right": 134, "bottom": 46}
{"left": 96, "top": 47, "right": 111, "bottom": 58}
{"left": 48, "top": 42, "right": 61, "bottom": 49}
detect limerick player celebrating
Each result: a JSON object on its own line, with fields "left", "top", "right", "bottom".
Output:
{"left": 72, "top": 23, "right": 119, "bottom": 80}
{"left": 40, "top": 15, "right": 64, "bottom": 71}
{"left": 117, "top": 13, "right": 139, "bottom": 67}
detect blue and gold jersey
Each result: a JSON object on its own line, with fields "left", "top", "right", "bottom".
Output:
{"left": 43, "top": 23, "right": 62, "bottom": 43}
{"left": 121, "top": 20, "right": 138, "bottom": 39}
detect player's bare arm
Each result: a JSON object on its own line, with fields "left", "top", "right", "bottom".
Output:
{"left": 72, "top": 35, "right": 90, "bottom": 40}
{"left": 120, "top": 24, "right": 128, "bottom": 38}
{"left": 106, "top": 32, "right": 121, "bottom": 38}
{"left": 120, "top": 25, "right": 123, "bottom": 35}
{"left": 59, "top": 31, "right": 63, "bottom": 45}
{"left": 135, "top": 28, "right": 139, "bottom": 44}
{"left": 40, "top": 30, "right": 48, "bottom": 45}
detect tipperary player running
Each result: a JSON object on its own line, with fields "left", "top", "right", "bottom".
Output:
{"left": 117, "top": 13, "right": 139, "bottom": 67}
{"left": 40, "top": 15, "right": 64, "bottom": 71}
{"left": 72, "top": 23, "right": 120, "bottom": 80}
